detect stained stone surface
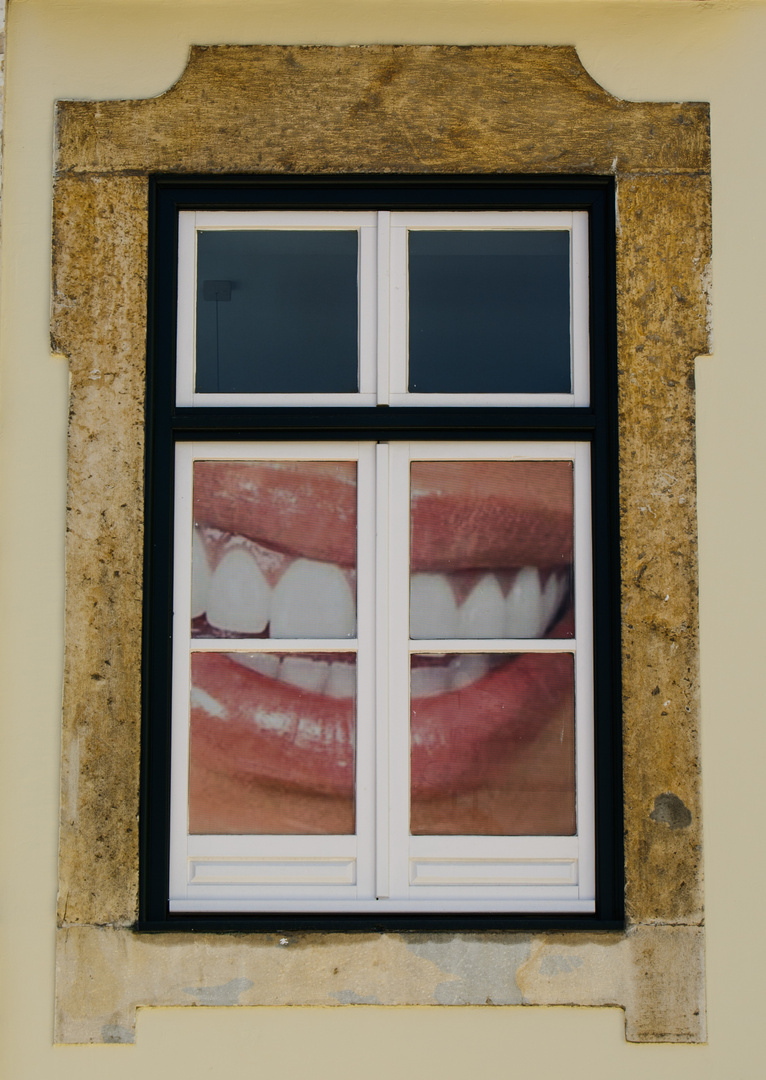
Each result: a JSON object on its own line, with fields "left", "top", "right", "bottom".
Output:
{"left": 51, "top": 45, "right": 711, "bottom": 1044}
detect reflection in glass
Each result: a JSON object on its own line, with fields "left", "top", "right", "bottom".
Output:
{"left": 191, "top": 460, "right": 357, "bottom": 639}
{"left": 410, "top": 653, "right": 575, "bottom": 836}
{"left": 410, "top": 460, "right": 573, "bottom": 639}
{"left": 195, "top": 230, "right": 359, "bottom": 394}
{"left": 408, "top": 230, "right": 571, "bottom": 393}
{"left": 189, "top": 651, "right": 357, "bottom": 835}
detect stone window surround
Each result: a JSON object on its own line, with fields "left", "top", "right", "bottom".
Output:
{"left": 51, "top": 44, "right": 709, "bottom": 1045}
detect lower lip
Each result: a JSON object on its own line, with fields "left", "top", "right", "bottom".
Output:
{"left": 190, "top": 611, "right": 574, "bottom": 801}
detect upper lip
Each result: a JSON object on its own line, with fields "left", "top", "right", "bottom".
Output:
{"left": 192, "top": 458, "right": 573, "bottom": 572}
{"left": 189, "top": 457, "right": 574, "bottom": 800}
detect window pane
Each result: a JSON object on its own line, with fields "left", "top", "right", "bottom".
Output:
{"left": 410, "top": 460, "right": 573, "bottom": 639}
{"left": 195, "top": 230, "right": 359, "bottom": 393}
{"left": 410, "top": 652, "right": 575, "bottom": 836}
{"left": 189, "top": 651, "right": 356, "bottom": 835}
{"left": 192, "top": 460, "right": 357, "bottom": 639}
{"left": 408, "top": 230, "right": 571, "bottom": 393}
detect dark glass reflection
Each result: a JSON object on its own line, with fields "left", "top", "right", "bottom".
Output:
{"left": 195, "top": 231, "right": 359, "bottom": 394}
{"left": 408, "top": 231, "right": 571, "bottom": 394}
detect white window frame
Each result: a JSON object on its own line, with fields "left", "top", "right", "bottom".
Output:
{"left": 169, "top": 439, "right": 594, "bottom": 914}
{"left": 176, "top": 210, "right": 589, "bottom": 409}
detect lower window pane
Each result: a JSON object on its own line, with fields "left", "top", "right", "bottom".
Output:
{"left": 410, "top": 652, "right": 575, "bottom": 836}
{"left": 189, "top": 651, "right": 356, "bottom": 835}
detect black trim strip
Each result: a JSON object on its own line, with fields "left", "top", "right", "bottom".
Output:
{"left": 140, "top": 176, "right": 623, "bottom": 931}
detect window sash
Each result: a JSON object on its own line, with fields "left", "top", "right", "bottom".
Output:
{"left": 176, "top": 210, "right": 589, "bottom": 409}
{"left": 169, "top": 440, "right": 594, "bottom": 913}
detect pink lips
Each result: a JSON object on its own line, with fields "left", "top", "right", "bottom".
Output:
{"left": 189, "top": 458, "right": 575, "bottom": 825}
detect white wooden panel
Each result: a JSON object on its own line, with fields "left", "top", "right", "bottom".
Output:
{"left": 190, "top": 858, "right": 357, "bottom": 886}
{"left": 409, "top": 859, "right": 578, "bottom": 886}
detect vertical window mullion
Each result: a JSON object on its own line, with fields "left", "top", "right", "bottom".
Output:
{"left": 169, "top": 441, "right": 195, "bottom": 901}
{"left": 385, "top": 441, "right": 413, "bottom": 900}
{"left": 355, "top": 442, "right": 378, "bottom": 898}
{"left": 374, "top": 442, "right": 390, "bottom": 898}
{"left": 359, "top": 227, "right": 378, "bottom": 396}
{"left": 387, "top": 223, "right": 408, "bottom": 399}
{"left": 175, "top": 212, "right": 197, "bottom": 408}
{"left": 573, "top": 440, "right": 596, "bottom": 899}
{"left": 571, "top": 211, "right": 590, "bottom": 408}
{"left": 376, "top": 212, "right": 391, "bottom": 404}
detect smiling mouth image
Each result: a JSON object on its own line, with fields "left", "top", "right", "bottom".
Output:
{"left": 188, "top": 458, "right": 576, "bottom": 837}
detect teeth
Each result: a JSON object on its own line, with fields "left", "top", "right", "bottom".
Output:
{"left": 270, "top": 558, "right": 356, "bottom": 638}
{"left": 505, "top": 567, "right": 546, "bottom": 638}
{"left": 228, "top": 653, "right": 356, "bottom": 700}
{"left": 541, "top": 572, "right": 568, "bottom": 628}
{"left": 191, "top": 528, "right": 212, "bottom": 619}
{"left": 325, "top": 662, "right": 356, "bottom": 699}
{"left": 458, "top": 573, "right": 506, "bottom": 638}
{"left": 196, "top": 524, "right": 567, "bottom": 646}
{"left": 232, "top": 653, "right": 281, "bottom": 679}
{"left": 411, "top": 665, "right": 453, "bottom": 698}
{"left": 280, "top": 656, "right": 330, "bottom": 693}
{"left": 448, "top": 654, "right": 490, "bottom": 689}
{"left": 206, "top": 547, "right": 271, "bottom": 633}
{"left": 410, "top": 573, "right": 459, "bottom": 638}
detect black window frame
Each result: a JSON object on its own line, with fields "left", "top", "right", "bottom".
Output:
{"left": 139, "top": 175, "right": 623, "bottom": 932}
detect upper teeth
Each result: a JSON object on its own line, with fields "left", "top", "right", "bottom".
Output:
{"left": 193, "top": 527, "right": 568, "bottom": 640}
{"left": 206, "top": 547, "right": 271, "bottom": 634}
{"left": 410, "top": 567, "right": 568, "bottom": 639}
{"left": 270, "top": 559, "right": 355, "bottom": 638}
{"left": 192, "top": 529, "right": 356, "bottom": 638}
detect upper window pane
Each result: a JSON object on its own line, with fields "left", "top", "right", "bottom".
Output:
{"left": 407, "top": 230, "right": 571, "bottom": 394}
{"left": 195, "top": 230, "right": 359, "bottom": 393}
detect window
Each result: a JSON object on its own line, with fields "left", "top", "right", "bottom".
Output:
{"left": 142, "top": 180, "right": 621, "bottom": 928}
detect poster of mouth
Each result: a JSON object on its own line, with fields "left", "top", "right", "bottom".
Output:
{"left": 185, "top": 455, "right": 576, "bottom": 840}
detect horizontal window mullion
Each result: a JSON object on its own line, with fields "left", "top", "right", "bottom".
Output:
{"left": 408, "top": 639, "right": 575, "bottom": 653}
{"left": 190, "top": 639, "right": 358, "bottom": 653}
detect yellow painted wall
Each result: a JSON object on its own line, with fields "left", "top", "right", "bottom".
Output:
{"left": 1, "top": 1, "right": 764, "bottom": 1075}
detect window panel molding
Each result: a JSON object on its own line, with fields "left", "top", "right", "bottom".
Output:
{"left": 51, "top": 45, "right": 710, "bottom": 1044}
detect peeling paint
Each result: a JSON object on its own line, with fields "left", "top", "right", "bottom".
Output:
{"left": 182, "top": 977, "right": 254, "bottom": 1006}
{"left": 404, "top": 934, "right": 531, "bottom": 1005}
